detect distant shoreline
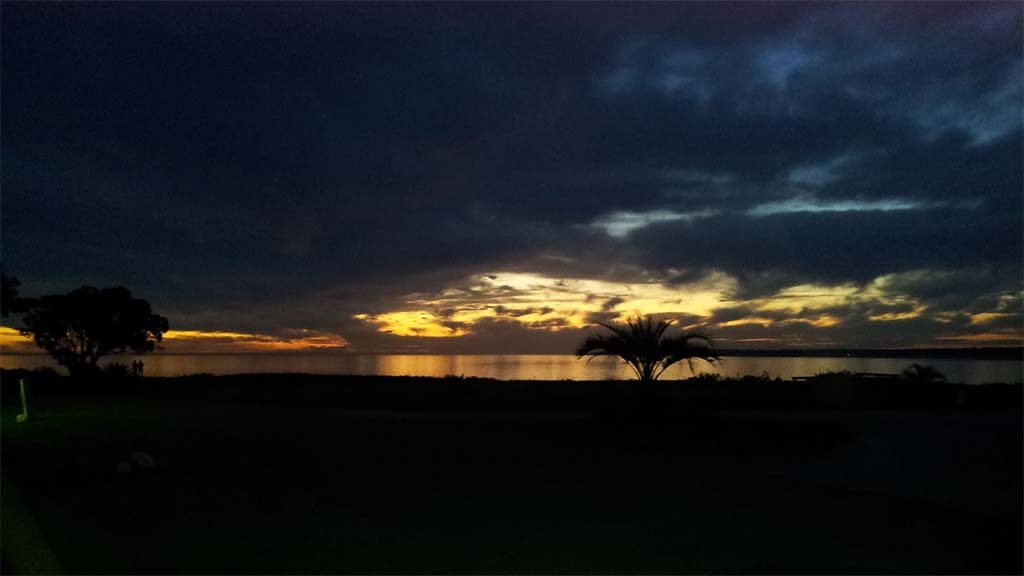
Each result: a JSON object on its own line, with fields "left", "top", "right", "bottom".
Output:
{"left": 2, "top": 347, "right": 1022, "bottom": 360}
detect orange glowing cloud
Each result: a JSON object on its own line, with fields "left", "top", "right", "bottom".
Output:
{"left": 162, "top": 329, "right": 348, "bottom": 352}
{"left": 968, "top": 312, "right": 1016, "bottom": 326}
{"left": 353, "top": 270, "right": 934, "bottom": 339}
{"left": 352, "top": 268, "right": 1020, "bottom": 346}
{"left": 935, "top": 332, "right": 1024, "bottom": 344}
{"left": 355, "top": 271, "right": 737, "bottom": 338}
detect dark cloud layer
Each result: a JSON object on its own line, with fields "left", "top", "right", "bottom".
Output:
{"left": 2, "top": 2, "right": 1021, "bottom": 350}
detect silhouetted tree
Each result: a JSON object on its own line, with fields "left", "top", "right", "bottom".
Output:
{"left": 1, "top": 274, "right": 33, "bottom": 317}
{"left": 20, "top": 286, "right": 169, "bottom": 377}
{"left": 901, "top": 363, "right": 946, "bottom": 384}
{"left": 576, "top": 315, "right": 718, "bottom": 382}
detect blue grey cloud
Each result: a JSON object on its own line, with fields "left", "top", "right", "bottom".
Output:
{"left": 2, "top": 2, "right": 1020, "bottom": 348}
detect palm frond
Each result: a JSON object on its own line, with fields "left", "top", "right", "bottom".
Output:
{"left": 576, "top": 315, "right": 718, "bottom": 381}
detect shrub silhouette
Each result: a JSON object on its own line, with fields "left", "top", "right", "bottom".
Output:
{"left": 577, "top": 315, "right": 718, "bottom": 382}
{"left": 102, "top": 362, "right": 135, "bottom": 380}
{"left": 20, "top": 286, "right": 169, "bottom": 378}
{"left": 901, "top": 363, "right": 947, "bottom": 384}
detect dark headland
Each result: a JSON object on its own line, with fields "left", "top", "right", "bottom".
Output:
{"left": 2, "top": 369, "right": 1021, "bottom": 574}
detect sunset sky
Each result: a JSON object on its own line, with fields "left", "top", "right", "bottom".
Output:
{"left": 2, "top": 2, "right": 1021, "bottom": 354}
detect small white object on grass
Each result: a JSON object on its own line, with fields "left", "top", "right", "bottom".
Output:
{"left": 130, "top": 451, "right": 157, "bottom": 469}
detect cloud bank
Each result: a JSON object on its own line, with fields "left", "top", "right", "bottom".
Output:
{"left": 2, "top": 2, "right": 1020, "bottom": 352}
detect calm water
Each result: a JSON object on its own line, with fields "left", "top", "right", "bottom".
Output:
{"left": 2, "top": 353, "right": 1021, "bottom": 384}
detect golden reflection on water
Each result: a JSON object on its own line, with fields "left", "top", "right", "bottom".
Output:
{"left": 1, "top": 354, "right": 1020, "bottom": 384}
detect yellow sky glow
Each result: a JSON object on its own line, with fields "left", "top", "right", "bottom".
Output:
{"left": 0, "top": 326, "right": 33, "bottom": 352}
{"left": 868, "top": 308, "right": 928, "bottom": 322}
{"left": 781, "top": 315, "right": 842, "bottom": 328}
{"left": 355, "top": 271, "right": 738, "bottom": 337}
{"left": 936, "top": 332, "right": 1024, "bottom": 343}
{"left": 3, "top": 269, "right": 1019, "bottom": 350}
{"left": 0, "top": 326, "right": 347, "bottom": 353}
{"left": 718, "top": 317, "right": 774, "bottom": 328}
{"left": 968, "top": 312, "right": 1014, "bottom": 326}
{"left": 163, "top": 329, "right": 348, "bottom": 352}
{"left": 353, "top": 270, "right": 1008, "bottom": 340}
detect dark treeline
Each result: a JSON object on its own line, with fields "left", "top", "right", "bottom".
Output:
{"left": 4, "top": 369, "right": 1020, "bottom": 415}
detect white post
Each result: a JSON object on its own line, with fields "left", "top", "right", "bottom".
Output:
{"left": 16, "top": 378, "right": 28, "bottom": 423}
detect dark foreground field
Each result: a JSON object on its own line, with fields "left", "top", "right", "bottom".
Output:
{"left": 2, "top": 370, "right": 1021, "bottom": 574}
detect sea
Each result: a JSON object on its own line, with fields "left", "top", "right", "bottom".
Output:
{"left": 1, "top": 353, "right": 1021, "bottom": 384}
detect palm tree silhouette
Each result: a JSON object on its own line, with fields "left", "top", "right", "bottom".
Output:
{"left": 576, "top": 315, "right": 718, "bottom": 382}
{"left": 901, "top": 363, "right": 947, "bottom": 384}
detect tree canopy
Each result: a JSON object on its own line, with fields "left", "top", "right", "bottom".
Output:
{"left": 19, "top": 285, "right": 169, "bottom": 377}
{"left": 576, "top": 315, "right": 718, "bottom": 382}
{"left": 1, "top": 273, "right": 32, "bottom": 317}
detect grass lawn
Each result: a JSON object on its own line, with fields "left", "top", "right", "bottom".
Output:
{"left": 2, "top": 376, "right": 1021, "bottom": 573}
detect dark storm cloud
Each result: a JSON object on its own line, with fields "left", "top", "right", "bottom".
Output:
{"left": 629, "top": 196, "right": 1022, "bottom": 284}
{"left": 2, "top": 2, "right": 1020, "bottom": 347}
